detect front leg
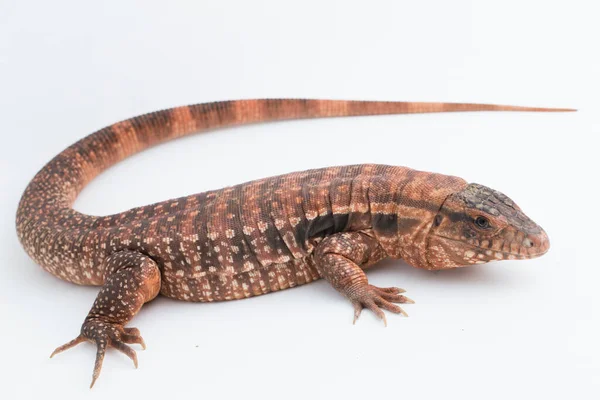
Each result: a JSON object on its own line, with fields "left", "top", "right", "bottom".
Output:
{"left": 314, "top": 232, "right": 413, "bottom": 326}
{"left": 50, "top": 251, "right": 161, "bottom": 388}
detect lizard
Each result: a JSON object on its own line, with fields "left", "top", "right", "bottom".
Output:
{"left": 15, "top": 99, "right": 571, "bottom": 387}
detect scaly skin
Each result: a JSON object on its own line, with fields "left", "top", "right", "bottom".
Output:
{"left": 16, "top": 99, "right": 564, "bottom": 387}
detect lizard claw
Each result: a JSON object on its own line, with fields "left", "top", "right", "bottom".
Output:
{"left": 50, "top": 319, "right": 146, "bottom": 388}
{"left": 351, "top": 284, "right": 413, "bottom": 326}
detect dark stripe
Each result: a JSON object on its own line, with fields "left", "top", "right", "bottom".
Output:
{"left": 307, "top": 213, "right": 337, "bottom": 239}
{"left": 332, "top": 213, "right": 350, "bottom": 232}
{"left": 397, "top": 217, "right": 421, "bottom": 234}
{"left": 236, "top": 186, "right": 260, "bottom": 265}
{"left": 440, "top": 209, "right": 470, "bottom": 223}
{"left": 372, "top": 213, "right": 398, "bottom": 235}
{"left": 188, "top": 101, "right": 236, "bottom": 129}
{"left": 293, "top": 218, "right": 308, "bottom": 249}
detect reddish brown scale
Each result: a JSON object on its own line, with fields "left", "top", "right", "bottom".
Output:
{"left": 16, "top": 99, "right": 563, "bottom": 387}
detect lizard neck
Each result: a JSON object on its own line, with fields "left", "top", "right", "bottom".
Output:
{"left": 369, "top": 170, "right": 468, "bottom": 269}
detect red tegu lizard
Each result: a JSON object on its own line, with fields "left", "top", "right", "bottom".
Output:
{"left": 16, "top": 99, "right": 570, "bottom": 387}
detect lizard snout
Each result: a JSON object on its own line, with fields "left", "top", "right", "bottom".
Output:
{"left": 523, "top": 228, "right": 550, "bottom": 258}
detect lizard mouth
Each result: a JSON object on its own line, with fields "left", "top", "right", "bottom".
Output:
{"left": 433, "top": 231, "right": 550, "bottom": 262}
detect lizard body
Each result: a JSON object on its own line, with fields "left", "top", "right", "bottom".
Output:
{"left": 16, "top": 99, "right": 562, "bottom": 387}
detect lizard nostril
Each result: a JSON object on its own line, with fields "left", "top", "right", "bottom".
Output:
{"left": 523, "top": 238, "right": 534, "bottom": 248}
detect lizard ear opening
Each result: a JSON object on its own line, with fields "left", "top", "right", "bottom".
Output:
{"left": 428, "top": 193, "right": 467, "bottom": 242}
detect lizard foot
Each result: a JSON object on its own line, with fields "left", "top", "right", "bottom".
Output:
{"left": 351, "top": 285, "right": 414, "bottom": 326}
{"left": 50, "top": 319, "right": 146, "bottom": 388}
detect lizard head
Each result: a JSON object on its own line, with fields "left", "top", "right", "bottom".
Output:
{"left": 425, "top": 183, "right": 549, "bottom": 269}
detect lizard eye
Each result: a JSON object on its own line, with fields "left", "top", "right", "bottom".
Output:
{"left": 474, "top": 216, "right": 490, "bottom": 229}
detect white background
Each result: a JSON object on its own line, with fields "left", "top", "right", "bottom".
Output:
{"left": 1, "top": 1, "right": 598, "bottom": 398}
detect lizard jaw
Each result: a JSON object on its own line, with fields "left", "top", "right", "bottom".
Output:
{"left": 427, "top": 228, "right": 550, "bottom": 269}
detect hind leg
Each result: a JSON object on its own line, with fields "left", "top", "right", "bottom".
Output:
{"left": 51, "top": 251, "right": 161, "bottom": 388}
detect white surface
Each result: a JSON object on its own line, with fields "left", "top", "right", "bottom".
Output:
{"left": 1, "top": 1, "right": 598, "bottom": 398}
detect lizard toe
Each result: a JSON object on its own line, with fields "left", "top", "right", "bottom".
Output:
{"left": 51, "top": 319, "right": 145, "bottom": 388}
{"left": 350, "top": 285, "right": 413, "bottom": 326}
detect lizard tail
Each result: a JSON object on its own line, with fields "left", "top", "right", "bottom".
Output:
{"left": 16, "top": 99, "right": 573, "bottom": 235}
